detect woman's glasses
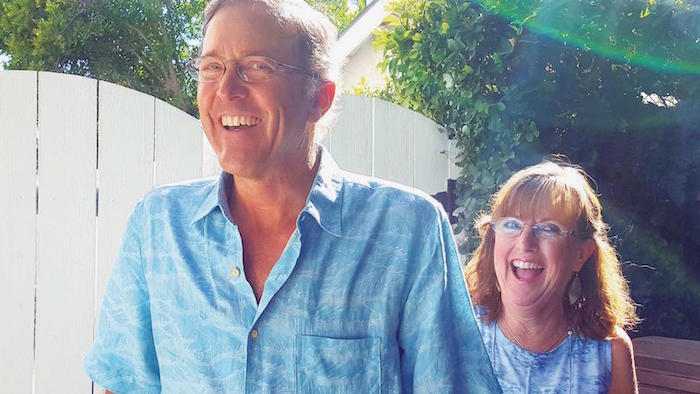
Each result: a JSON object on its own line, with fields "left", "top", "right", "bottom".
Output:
{"left": 491, "top": 217, "right": 576, "bottom": 240}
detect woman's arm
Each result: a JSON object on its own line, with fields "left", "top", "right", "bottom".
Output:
{"left": 609, "top": 327, "right": 638, "bottom": 394}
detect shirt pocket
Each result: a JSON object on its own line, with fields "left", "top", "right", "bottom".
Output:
{"left": 296, "top": 335, "right": 381, "bottom": 394}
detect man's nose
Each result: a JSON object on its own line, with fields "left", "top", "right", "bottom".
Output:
{"left": 217, "top": 67, "right": 248, "bottom": 99}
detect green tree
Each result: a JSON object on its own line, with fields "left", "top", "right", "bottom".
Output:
{"left": 0, "top": 0, "right": 206, "bottom": 114}
{"left": 308, "top": 0, "right": 367, "bottom": 31}
{"left": 373, "top": 0, "right": 700, "bottom": 339}
{"left": 0, "top": 0, "right": 365, "bottom": 114}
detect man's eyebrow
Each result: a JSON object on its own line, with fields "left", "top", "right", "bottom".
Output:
{"left": 198, "top": 49, "right": 275, "bottom": 60}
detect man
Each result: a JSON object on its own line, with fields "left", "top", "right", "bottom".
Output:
{"left": 84, "top": 0, "right": 501, "bottom": 392}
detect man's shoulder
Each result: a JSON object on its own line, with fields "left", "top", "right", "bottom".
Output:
{"left": 337, "top": 170, "right": 447, "bottom": 225}
{"left": 139, "top": 176, "right": 219, "bottom": 213}
{"left": 340, "top": 170, "right": 441, "bottom": 209}
{"left": 144, "top": 176, "right": 217, "bottom": 199}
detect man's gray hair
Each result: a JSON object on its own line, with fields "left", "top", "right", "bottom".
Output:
{"left": 200, "top": 0, "right": 341, "bottom": 99}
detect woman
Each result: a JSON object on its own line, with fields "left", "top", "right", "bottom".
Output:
{"left": 465, "top": 160, "right": 639, "bottom": 393}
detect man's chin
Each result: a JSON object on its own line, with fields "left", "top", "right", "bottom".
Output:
{"left": 218, "top": 155, "right": 266, "bottom": 179}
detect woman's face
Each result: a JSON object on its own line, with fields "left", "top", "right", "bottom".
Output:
{"left": 493, "top": 211, "right": 594, "bottom": 316}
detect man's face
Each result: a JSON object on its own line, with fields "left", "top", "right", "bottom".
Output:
{"left": 197, "top": 3, "right": 317, "bottom": 179}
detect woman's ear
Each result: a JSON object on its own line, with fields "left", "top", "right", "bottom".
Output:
{"left": 574, "top": 238, "right": 596, "bottom": 271}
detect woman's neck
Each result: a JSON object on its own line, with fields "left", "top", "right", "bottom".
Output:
{"left": 498, "top": 305, "right": 571, "bottom": 353}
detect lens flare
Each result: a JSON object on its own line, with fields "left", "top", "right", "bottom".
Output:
{"left": 475, "top": 0, "right": 700, "bottom": 74}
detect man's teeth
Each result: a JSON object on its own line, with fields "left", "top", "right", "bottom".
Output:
{"left": 512, "top": 260, "right": 543, "bottom": 270}
{"left": 221, "top": 115, "right": 260, "bottom": 127}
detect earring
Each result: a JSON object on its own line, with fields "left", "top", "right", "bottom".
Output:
{"left": 568, "top": 272, "right": 583, "bottom": 309}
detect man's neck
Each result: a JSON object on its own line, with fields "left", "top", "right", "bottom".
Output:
{"left": 230, "top": 147, "right": 320, "bottom": 232}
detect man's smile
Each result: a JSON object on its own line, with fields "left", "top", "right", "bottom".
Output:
{"left": 221, "top": 115, "right": 261, "bottom": 129}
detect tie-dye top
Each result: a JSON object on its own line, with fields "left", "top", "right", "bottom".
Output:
{"left": 476, "top": 310, "right": 612, "bottom": 394}
{"left": 84, "top": 147, "right": 501, "bottom": 393}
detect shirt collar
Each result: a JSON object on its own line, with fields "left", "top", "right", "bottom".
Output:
{"left": 303, "top": 145, "right": 343, "bottom": 237}
{"left": 191, "top": 172, "right": 233, "bottom": 224}
{"left": 190, "top": 146, "right": 343, "bottom": 237}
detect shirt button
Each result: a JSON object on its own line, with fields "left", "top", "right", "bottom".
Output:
{"left": 250, "top": 329, "right": 259, "bottom": 340}
{"left": 231, "top": 267, "right": 240, "bottom": 277}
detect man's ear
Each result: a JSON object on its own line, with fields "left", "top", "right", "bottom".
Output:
{"left": 308, "top": 81, "right": 336, "bottom": 122}
{"left": 574, "top": 238, "right": 596, "bottom": 271}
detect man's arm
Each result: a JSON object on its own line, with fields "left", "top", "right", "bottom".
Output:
{"left": 398, "top": 206, "right": 501, "bottom": 393}
{"left": 84, "top": 202, "right": 161, "bottom": 393}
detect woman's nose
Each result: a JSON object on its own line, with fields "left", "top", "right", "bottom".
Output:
{"left": 515, "top": 225, "right": 539, "bottom": 250}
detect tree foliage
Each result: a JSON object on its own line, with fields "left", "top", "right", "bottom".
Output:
{"left": 373, "top": 0, "right": 700, "bottom": 339}
{"left": 0, "top": 0, "right": 206, "bottom": 114}
{"left": 308, "top": 0, "right": 366, "bottom": 31}
{"left": 0, "top": 0, "right": 365, "bottom": 114}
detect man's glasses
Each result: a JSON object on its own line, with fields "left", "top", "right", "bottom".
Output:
{"left": 491, "top": 217, "right": 576, "bottom": 240}
{"left": 187, "top": 55, "right": 312, "bottom": 83}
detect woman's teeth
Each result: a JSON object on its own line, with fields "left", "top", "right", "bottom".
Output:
{"left": 221, "top": 115, "right": 260, "bottom": 127}
{"left": 512, "top": 260, "right": 543, "bottom": 270}
{"left": 512, "top": 260, "right": 544, "bottom": 280}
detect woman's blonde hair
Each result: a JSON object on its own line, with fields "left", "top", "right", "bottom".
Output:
{"left": 464, "top": 159, "right": 639, "bottom": 339}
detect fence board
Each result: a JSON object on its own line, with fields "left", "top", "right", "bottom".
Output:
{"left": 318, "top": 122, "right": 332, "bottom": 152}
{"left": 0, "top": 70, "right": 37, "bottom": 394}
{"left": 373, "top": 99, "right": 413, "bottom": 186}
{"left": 154, "top": 99, "right": 202, "bottom": 185}
{"left": 96, "top": 81, "right": 155, "bottom": 316}
{"left": 202, "top": 132, "right": 221, "bottom": 177}
{"left": 35, "top": 72, "right": 96, "bottom": 393}
{"left": 412, "top": 114, "right": 448, "bottom": 195}
{"left": 329, "top": 95, "right": 373, "bottom": 176}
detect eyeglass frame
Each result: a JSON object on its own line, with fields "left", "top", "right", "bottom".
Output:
{"left": 490, "top": 216, "right": 579, "bottom": 240}
{"left": 187, "top": 54, "right": 314, "bottom": 83}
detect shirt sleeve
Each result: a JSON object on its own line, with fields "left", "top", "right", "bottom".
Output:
{"left": 84, "top": 202, "right": 161, "bottom": 393}
{"left": 398, "top": 205, "right": 502, "bottom": 393}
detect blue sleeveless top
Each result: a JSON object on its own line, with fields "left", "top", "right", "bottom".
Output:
{"left": 476, "top": 313, "right": 612, "bottom": 393}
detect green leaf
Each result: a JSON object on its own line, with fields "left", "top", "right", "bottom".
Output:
{"left": 382, "top": 14, "right": 401, "bottom": 26}
{"left": 640, "top": 6, "right": 650, "bottom": 18}
{"left": 447, "top": 38, "right": 457, "bottom": 50}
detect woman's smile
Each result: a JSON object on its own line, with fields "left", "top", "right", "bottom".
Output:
{"left": 511, "top": 259, "right": 544, "bottom": 281}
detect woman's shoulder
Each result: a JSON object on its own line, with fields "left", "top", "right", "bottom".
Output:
{"left": 610, "top": 327, "right": 635, "bottom": 370}
{"left": 608, "top": 327, "right": 638, "bottom": 393}
{"left": 471, "top": 306, "right": 492, "bottom": 339}
{"left": 473, "top": 305, "right": 489, "bottom": 319}
{"left": 610, "top": 326, "right": 633, "bottom": 350}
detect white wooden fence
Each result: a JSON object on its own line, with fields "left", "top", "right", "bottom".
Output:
{"left": 0, "top": 70, "right": 458, "bottom": 393}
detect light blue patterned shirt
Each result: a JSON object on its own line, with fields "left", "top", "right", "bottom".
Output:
{"left": 476, "top": 309, "right": 611, "bottom": 393}
{"left": 84, "top": 148, "right": 501, "bottom": 393}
